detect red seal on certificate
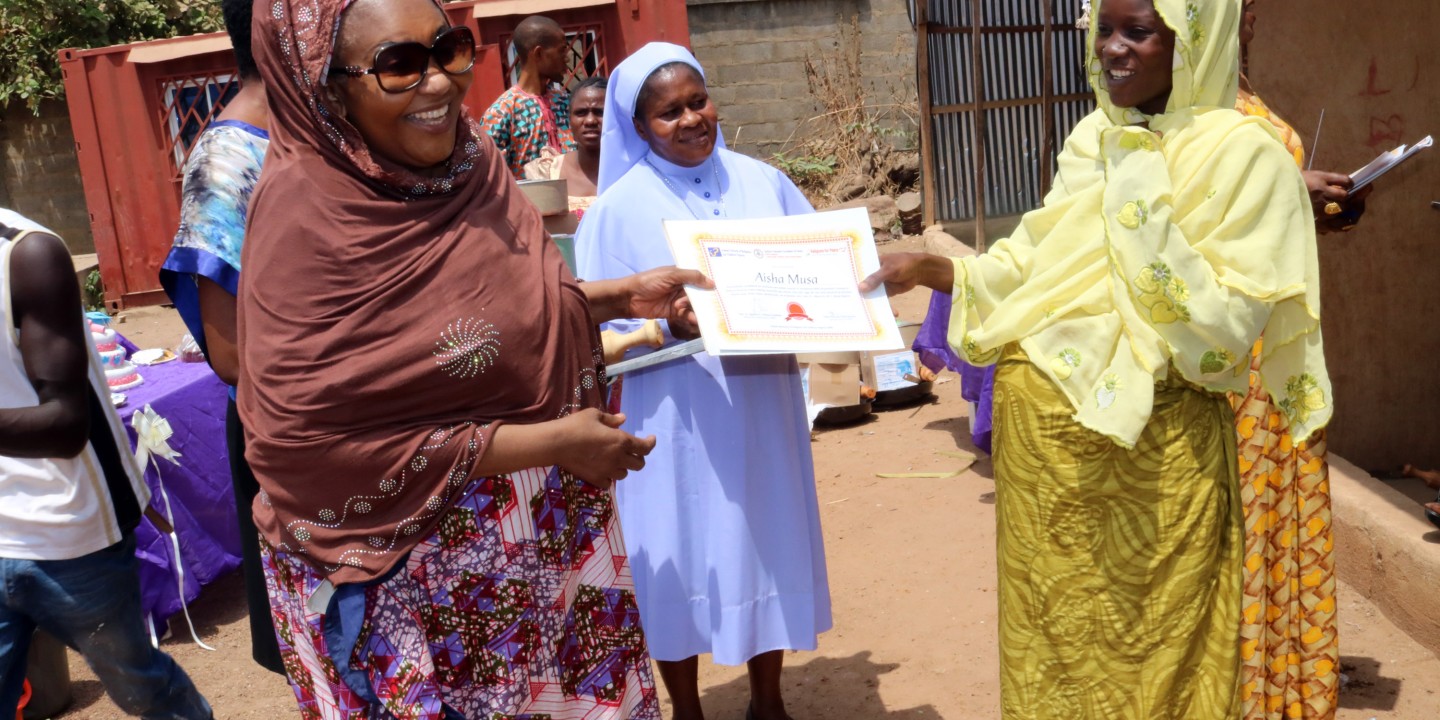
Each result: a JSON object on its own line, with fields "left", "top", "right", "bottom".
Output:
{"left": 785, "top": 302, "right": 813, "bottom": 321}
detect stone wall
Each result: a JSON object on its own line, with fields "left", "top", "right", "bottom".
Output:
{"left": 0, "top": 100, "right": 92, "bottom": 254}
{"left": 1250, "top": 0, "right": 1440, "bottom": 469}
{"left": 687, "top": 0, "right": 917, "bottom": 160}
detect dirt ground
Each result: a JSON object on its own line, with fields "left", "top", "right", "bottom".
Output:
{"left": 53, "top": 236, "right": 1440, "bottom": 719}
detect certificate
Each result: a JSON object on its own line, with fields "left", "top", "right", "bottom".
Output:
{"left": 664, "top": 208, "right": 904, "bottom": 355}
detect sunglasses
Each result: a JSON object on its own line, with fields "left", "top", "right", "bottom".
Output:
{"left": 330, "top": 26, "right": 476, "bottom": 93}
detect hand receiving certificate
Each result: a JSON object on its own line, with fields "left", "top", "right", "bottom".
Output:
{"left": 664, "top": 208, "right": 904, "bottom": 355}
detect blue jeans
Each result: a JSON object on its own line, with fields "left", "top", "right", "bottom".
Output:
{"left": 0, "top": 535, "right": 212, "bottom": 719}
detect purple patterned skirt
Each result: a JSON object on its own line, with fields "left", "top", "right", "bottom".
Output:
{"left": 261, "top": 468, "right": 661, "bottom": 720}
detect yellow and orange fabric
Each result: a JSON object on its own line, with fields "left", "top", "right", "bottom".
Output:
{"left": 1234, "top": 87, "right": 1340, "bottom": 720}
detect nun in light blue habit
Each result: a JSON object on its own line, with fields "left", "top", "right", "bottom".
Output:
{"left": 575, "top": 42, "right": 830, "bottom": 720}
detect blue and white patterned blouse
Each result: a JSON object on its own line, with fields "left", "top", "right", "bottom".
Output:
{"left": 159, "top": 120, "right": 268, "bottom": 383}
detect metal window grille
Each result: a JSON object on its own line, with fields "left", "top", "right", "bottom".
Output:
{"left": 914, "top": 1, "right": 1095, "bottom": 244}
{"left": 501, "top": 23, "right": 608, "bottom": 89}
{"left": 158, "top": 72, "right": 241, "bottom": 177}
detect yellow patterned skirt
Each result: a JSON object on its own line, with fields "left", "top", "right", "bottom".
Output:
{"left": 1233, "top": 340, "right": 1339, "bottom": 720}
{"left": 992, "top": 349, "right": 1242, "bottom": 719}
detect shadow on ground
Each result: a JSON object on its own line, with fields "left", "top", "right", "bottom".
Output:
{"left": 45, "top": 678, "right": 102, "bottom": 719}
{"left": 171, "top": 569, "right": 251, "bottom": 639}
{"left": 696, "top": 651, "right": 944, "bottom": 719}
{"left": 1340, "top": 656, "right": 1402, "bottom": 711}
{"left": 921, "top": 416, "right": 974, "bottom": 452}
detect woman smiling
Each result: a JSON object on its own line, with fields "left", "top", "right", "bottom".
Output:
{"left": 576, "top": 44, "right": 830, "bottom": 720}
{"left": 865, "top": 0, "right": 1329, "bottom": 716}
{"left": 237, "top": 1, "right": 714, "bottom": 717}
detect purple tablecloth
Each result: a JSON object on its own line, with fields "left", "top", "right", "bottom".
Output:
{"left": 116, "top": 356, "right": 241, "bottom": 628}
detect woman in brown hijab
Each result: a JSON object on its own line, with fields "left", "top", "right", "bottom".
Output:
{"left": 238, "top": 0, "right": 699, "bottom": 716}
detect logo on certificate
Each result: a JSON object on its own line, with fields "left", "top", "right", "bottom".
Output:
{"left": 785, "top": 302, "right": 813, "bottom": 321}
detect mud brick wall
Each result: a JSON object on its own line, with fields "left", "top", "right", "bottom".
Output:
{"left": 687, "top": 0, "right": 917, "bottom": 159}
{"left": 1251, "top": 0, "right": 1440, "bottom": 469}
{"left": 0, "top": 100, "right": 93, "bottom": 254}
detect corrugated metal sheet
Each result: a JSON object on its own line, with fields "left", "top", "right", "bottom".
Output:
{"left": 913, "top": 1, "right": 1096, "bottom": 235}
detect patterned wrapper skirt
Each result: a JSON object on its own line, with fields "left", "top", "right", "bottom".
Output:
{"left": 1232, "top": 339, "right": 1338, "bottom": 720}
{"left": 261, "top": 467, "right": 661, "bottom": 720}
{"left": 991, "top": 348, "right": 1243, "bottom": 719}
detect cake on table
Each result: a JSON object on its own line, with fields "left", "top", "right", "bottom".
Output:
{"left": 90, "top": 319, "right": 143, "bottom": 391}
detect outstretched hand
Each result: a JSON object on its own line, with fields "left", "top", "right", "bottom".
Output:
{"left": 859, "top": 253, "right": 955, "bottom": 296}
{"left": 624, "top": 267, "right": 713, "bottom": 339}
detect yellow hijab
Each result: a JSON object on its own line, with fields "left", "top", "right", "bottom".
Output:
{"left": 948, "top": 0, "right": 1329, "bottom": 447}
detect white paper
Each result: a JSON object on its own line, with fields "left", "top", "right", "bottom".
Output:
{"left": 872, "top": 352, "right": 919, "bottom": 392}
{"left": 1350, "top": 135, "right": 1432, "bottom": 193}
{"left": 664, "top": 208, "right": 904, "bottom": 356}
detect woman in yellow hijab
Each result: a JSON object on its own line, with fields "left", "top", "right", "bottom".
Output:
{"left": 864, "top": 0, "right": 1328, "bottom": 716}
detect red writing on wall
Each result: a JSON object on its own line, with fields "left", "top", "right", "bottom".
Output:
{"left": 1367, "top": 115, "right": 1406, "bottom": 151}
{"left": 1357, "top": 57, "right": 1418, "bottom": 150}
{"left": 1360, "top": 57, "right": 1391, "bottom": 97}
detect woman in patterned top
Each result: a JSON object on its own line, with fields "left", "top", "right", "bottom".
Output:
{"left": 236, "top": 0, "right": 708, "bottom": 717}
{"left": 158, "top": 0, "right": 283, "bottom": 677}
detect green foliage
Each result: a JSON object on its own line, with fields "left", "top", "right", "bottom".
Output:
{"left": 82, "top": 268, "right": 104, "bottom": 312}
{"left": 0, "top": 1, "right": 223, "bottom": 113}
{"left": 844, "top": 118, "right": 917, "bottom": 152}
{"left": 770, "top": 152, "right": 837, "bottom": 189}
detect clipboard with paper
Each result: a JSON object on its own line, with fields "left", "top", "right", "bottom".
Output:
{"left": 1349, "top": 135, "right": 1433, "bottom": 195}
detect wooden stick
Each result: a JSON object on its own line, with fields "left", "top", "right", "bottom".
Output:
{"left": 916, "top": 1, "right": 938, "bottom": 228}
{"left": 601, "top": 319, "right": 665, "bottom": 365}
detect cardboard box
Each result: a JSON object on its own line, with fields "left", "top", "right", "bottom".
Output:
{"left": 543, "top": 212, "right": 578, "bottom": 235}
{"left": 517, "top": 178, "right": 567, "bottom": 214}
{"left": 798, "top": 351, "right": 862, "bottom": 408}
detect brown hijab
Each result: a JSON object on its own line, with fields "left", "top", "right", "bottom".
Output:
{"left": 238, "top": 0, "right": 602, "bottom": 584}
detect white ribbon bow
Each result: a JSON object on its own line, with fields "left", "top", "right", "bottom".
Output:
{"left": 131, "top": 404, "right": 214, "bottom": 652}
{"left": 132, "top": 404, "right": 182, "bottom": 469}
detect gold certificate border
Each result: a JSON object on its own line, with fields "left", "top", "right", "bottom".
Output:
{"left": 688, "top": 230, "right": 884, "bottom": 345}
